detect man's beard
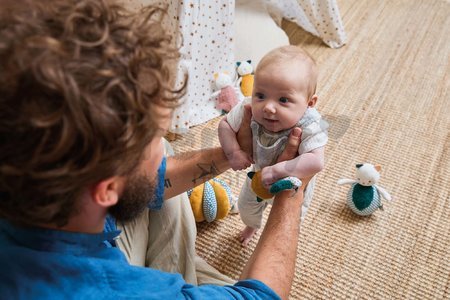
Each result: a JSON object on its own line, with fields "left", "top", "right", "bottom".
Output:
{"left": 108, "top": 173, "right": 157, "bottom": 223}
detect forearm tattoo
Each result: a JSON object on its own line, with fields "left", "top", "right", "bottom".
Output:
{"left": 192, "top": 161, "right": 219, "bottom": 184}
{"left": 164, "top": 179, "right": 172, "bottom": 188}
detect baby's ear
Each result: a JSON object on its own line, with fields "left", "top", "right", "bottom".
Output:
{"left": 308, "top": 95, "right": 318, "bottom": 107}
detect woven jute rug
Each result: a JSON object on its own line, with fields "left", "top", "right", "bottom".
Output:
{"left": 171, "top": 0, "right": 450, "bottom": 298}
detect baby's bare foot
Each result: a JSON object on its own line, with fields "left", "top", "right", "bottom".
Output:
{"left": 239, "top": 226, "right": 258, "bottom": 247}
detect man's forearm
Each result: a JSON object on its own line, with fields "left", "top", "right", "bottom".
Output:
{"left": 240, "top": 190, "right": 303, "bottom": 299}
{"left": 163, "top": 147, "right": 230, "bottom": 199}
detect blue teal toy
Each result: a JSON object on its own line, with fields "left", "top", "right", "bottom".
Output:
{"left": 247, "top": 170, "right": 302, "bottom": 202}
{"left": 337, "top": 163, "right": 392, "bottom": 216}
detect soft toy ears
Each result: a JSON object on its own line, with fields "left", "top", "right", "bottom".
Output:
{"left": 236, "top": 60, "right": 251, "bottom": 66}
{"left": 355, "top": 163, "right": 382, "bottom": 172}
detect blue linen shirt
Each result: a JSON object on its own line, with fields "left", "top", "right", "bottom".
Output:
{"left": 0, "top": 220, "right": 280, "bottom": 299}
{"left": 0, "top": 158, "right": 280, "bottom": 299}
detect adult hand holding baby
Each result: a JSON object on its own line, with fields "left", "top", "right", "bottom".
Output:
{"left": 260, "top": 127, "right": 306, "bottom": 190}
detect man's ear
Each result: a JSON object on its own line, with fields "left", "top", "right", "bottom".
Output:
{"left": 90, "top": 177, "right": 125, "bottom": 208}
{"left": 308, "top": 94, "right": 318, "bottom": 107}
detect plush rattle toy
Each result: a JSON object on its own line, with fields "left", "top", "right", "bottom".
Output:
{"left": 247, "top": 171, "right": 302, "bottom": 202}
{"left": 211, "top": 72, "right": 240, "bottom": 113}
{"left": 337, "top": 163, "right": 392, "bottom": 216}
{"left": 187, "top": 178, "right": 238, "bottom": 222}
{"left": 236, "top": 60, "right": 254, "bottom": 97}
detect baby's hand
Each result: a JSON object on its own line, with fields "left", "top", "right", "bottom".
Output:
{"left": 261, "top": 166, "right": 279, "bottom": 190}
{"left": 228, "top": 150, "right": 253, "bottom": 171}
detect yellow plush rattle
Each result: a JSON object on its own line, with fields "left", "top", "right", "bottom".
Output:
{"left": 247, "top": 171, "right": 302, "bottom": 202}
{"left": 236, "top": 60, "right": 254, "bottom": 97}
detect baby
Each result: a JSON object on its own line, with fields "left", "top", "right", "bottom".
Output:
{"left": 218, "top": 45, "right": 328, "bottom": 246}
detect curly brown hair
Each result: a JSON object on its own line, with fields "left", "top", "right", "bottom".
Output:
{"left": 0, "top": 0, "right": 185, "bottom": 226}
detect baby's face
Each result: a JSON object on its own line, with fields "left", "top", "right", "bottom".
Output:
{"left": 251, "top": 62, "right": 315, "bottom": 133}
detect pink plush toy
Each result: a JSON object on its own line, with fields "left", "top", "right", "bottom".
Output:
{"left": 211, "top": 72, "right": 239, "bottom": 113}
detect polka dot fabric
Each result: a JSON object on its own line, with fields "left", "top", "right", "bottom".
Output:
{"left": 120, "top": 0, "right": 235, "bottom": 133}
{"left": 171, "top": 0, "right": 236, "bottom": 133}
{"left": 267, "top": 0, "right": 347, "bottom": 48}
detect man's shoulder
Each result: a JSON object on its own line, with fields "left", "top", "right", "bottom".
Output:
{"left": 0, "top": 236, "right": 184, "bottom": 298}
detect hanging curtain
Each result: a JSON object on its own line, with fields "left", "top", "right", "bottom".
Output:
{"left": 266, "top": 0, "right": 347, "bottom": 48}
{"left": 169, "top": 1, "right": 235, "bottom": 133}
{"left": 121, "top": 0, "right": 346, "bottom": 133}
{"left": 120, "top": 0, "right": 235, "bottom": 134}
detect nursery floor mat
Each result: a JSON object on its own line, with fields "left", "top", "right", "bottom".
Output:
{"left": 171, "top": 0, "right": 450, "bottom": 298}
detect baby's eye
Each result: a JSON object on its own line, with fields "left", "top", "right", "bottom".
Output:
{"left": 255, "top": 93, "right": 265, "bottom": 100}
{"left": 279, "top": 97, "right": 289, "bottom": 103}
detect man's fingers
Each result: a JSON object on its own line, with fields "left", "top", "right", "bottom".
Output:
{"left": 237, "top": 104, "right": 253, "bottom": 156}
{"left": 242, "top": 104, "right": 252, "bottom": 124}
{"left": 300, "top": 176, "right": 313, "bottom": 192}
{"left": 277, "top": 127, "right": 302, "bottom": 163}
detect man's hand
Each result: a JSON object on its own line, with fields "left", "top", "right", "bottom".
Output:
{"left": 260, "top": 127, "right": 306, "bottom": 190}
{"left": 277, "top": 127, "right": 312, "bottom": 190}
{"left": 236, "top": 104, "right": 253, "bottom": 159}
{"left": 277, "top": 127, "right": 302, "bottom": 163}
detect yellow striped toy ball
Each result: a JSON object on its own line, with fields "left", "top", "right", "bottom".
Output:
{"left": 188, "top": 178, "right": 232, "bottom": 223}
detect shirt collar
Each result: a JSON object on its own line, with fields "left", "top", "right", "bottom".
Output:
{"left": 0, "top": 219, "right": 121, "bottom": 253}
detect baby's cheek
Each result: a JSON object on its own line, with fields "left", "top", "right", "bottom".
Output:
{"left": 252, "top": 109, "right": 264, "bottom": 123}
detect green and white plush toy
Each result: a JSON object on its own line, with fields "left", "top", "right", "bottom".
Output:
{"left": 337, "top": 163, "right": 392, "bottom": 216}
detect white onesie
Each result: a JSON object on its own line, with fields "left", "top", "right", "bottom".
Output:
{"left": 226, "top": 98, "right": 328, "bottom": 228}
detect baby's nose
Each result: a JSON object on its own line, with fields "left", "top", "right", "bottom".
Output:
{"left": 263, "top": 103, "right": 276, "bottom": 114}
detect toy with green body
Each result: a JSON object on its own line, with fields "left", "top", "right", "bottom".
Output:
{"left": 337, "top": 163, "right": 392, "bottom": 216}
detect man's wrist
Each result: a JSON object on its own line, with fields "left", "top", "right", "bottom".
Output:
{"left": 275, "top": 188, "right": 304, "bottom": 206}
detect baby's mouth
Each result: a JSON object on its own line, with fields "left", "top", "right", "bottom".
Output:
{"left": 264, "top": 118, "right": 278, "bottom": 123}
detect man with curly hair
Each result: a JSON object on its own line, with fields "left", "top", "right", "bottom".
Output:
{"left": 0, "top": 0, "right": 308, "bottom": 299}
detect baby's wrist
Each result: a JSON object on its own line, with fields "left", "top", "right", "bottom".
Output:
{"left": 271, "top": 164, "right": 287, "bottom": 181}
{"left": 224, "top": 148, "right": 242, "bottom": 160}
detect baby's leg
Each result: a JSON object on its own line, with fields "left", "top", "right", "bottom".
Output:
{"left": 237, "top": 177, "right": 267, "bottom": 247}
{"left": 240, "top": 225, "right": 258, "bottom": 247}
{"left": 301, "top": 176, "right": 317, "bottom": 222}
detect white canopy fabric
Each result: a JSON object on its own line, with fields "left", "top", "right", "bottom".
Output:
{"left": 266, "top": 0, "right": 347, "bottom": 49}
{"left": 121, "top": 0, "right": 347, "bottom": 133}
